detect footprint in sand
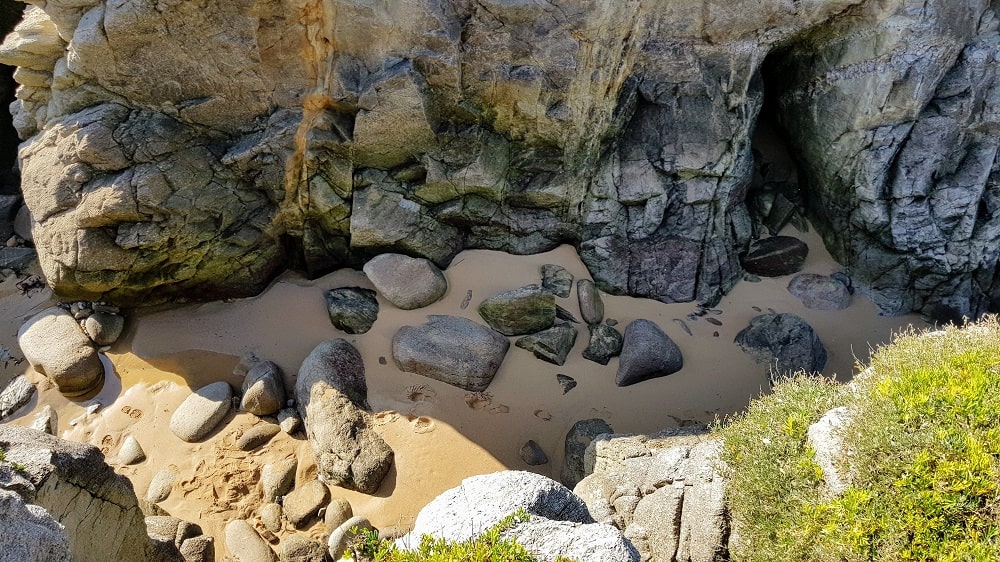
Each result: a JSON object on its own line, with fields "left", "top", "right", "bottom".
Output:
{"left": 120, "top": 405, "right": 143, "bottom": 419}
{"left": 465, "top": 392, "right": 493, "bottom": 410}
{"left": 410, "top": 416, "right": 436, "bottom": 434}
{"left": 405, "top": 384, "right": 437, "bottom": 403}
{"left": 489, "top": 405, "right": 510, "bottom": 415}
{"left": 372, "top": 411, "right": 400, "bottom": 427}
{"left": 534, "top": 410, "right": 552, "bottom": 421}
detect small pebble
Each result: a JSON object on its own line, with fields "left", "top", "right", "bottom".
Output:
{"left": 705, "top": 317, "right": 722, "bottom": 326}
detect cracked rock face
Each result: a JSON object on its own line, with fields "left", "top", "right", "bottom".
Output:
{"left": 1, "top": 0, "right": 998, "bottom": 317}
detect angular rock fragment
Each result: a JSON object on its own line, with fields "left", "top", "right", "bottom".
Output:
{"left": 296, "top": 340, "right": 393, "bottom": 494}
{"left": 556, "top": 374, "right": 577, "bottom": 394}
{"left": 325, "top": 287, "right": 379, "bottom": 334}
{"left": 541, "top": 264, "right": 573, "bottom": 298}
{"left": 363, "top": 253, "right": 448, "bottom": 310}
{"left": 169, "top": 381, "right": 233, "bottom": 442}
{"left": 0, "top": 375, "right": 34, "bottom": 421}
{"left": 479, "top": 285, "right": 555, "bottom": 336}
{"left": 582, "top": 324, "right": 623, "bottom": 365}
{"left": 515, "top": 323, "right": 578, "bottom": 366}
{"left": 555, "top": 304, "right": 580, "bottom": 323}
{"left": 740, "top": 236, "right": 808, "bottom": 277}
{"left": 393, "top": 315, "right": 509, "bottom": 391}
{"left": 616, "top": 320, "right": 683, "bottom": 386}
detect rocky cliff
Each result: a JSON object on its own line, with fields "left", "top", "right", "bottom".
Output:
{"left": 1, "top": 0, "right": 998, "bottom": 317}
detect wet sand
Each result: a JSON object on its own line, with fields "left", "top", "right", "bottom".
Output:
{"left": 1, "top": 227, "right": 924, "bottom": 556}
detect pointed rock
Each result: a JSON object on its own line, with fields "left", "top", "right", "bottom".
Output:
{"left": 515, "top": 323, "right": 578, "bottom": 366}
{"left": 556, "top": 374, "right": 577, "bottom": 394}
{"left": 520, "top": 440, "right": 549, "bottom": 466}
{"left": 118, "top": 435, "right": 146, "bottom": 465}
{"left": 616, "top": 320, "right": 683, "bottom": 387}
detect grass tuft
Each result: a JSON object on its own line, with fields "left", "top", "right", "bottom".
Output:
{"left": 719, "top": 317, "right": 1000, "bottom": 561}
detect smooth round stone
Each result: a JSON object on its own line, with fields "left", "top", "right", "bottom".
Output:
{"left": 146, "top": 468, "right": 177, "bottom": 503}
{"left": 519, "top": 440, "right": 549, "bottom": 466}
{"left": 169, "top": 381, "right": 233, "bottom": 442}
{"left": 363, "top": 253, "right": 448, "bottom": 310}
{"left": 225, "top": 520, "right": 276, "bottom": 562}
{"left": 328, "top": 516, "right": 373, "bottom": 560}
{"left": 616, "top": 319, "right": 683, "bottom": 386}
{"left": 282, "top": 480, "right": 330, "bottom": 528}
{"left": 577, "top": 279, "right": 605, "bottom": 325}
{"left": 118, "top": 435, "right": 146, "bottom": 465}
{"left": 17, "top": 307, "right": 103, "bottom": 396}
{"left": 787, "top": 273, "right": 851, "bottom": 310}
{"left": 324, "top": 498, "right": 354, "bottom": 532}
{"left": 83, "top": 312, "right": 125, "bottom": 346}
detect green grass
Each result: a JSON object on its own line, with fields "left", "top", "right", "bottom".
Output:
{"left": 343, "top": 510, "right": 576, "bottom": 561}
{"left": 719, "top": 317, "right": 1000, "bottom": 561}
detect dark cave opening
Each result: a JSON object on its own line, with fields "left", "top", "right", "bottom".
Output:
{"left": 746, "top": 47, "right": 809, "bottom": 239}
{"left": 0, "top": 62, "right": 18, "bottom": 196}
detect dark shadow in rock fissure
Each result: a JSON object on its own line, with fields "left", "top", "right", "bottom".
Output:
{"left": 0, "top": 3, "right": 23, "bottom": 196}
{"left": 747, "top": 47, "right": 810, "bottom": 241}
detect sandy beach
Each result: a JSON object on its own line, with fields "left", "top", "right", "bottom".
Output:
{"left": 1, "top": 224, "right": 925, "bottom": 557}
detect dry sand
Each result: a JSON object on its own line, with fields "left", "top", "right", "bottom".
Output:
{"left": 1, "top": 225, "right": 925, "bottom": 557}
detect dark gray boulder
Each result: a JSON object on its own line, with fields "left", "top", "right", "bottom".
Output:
{"left": 392, "top": 315, "right": 509, "bottom": 392}
{"left": 616, "top": 320, "right": 683, "bottom": 387}
{"left": 561, "top": 419, "right": 614, "bottom": 489}
{"left": 582, "top": 324, "right": 623, "bottom": 365}
{"left": 577, "top": 279, "right": 605, "bottom": 325}
{"left": 515, "top": 322, "right": 578, "bottom": 366}
{"left": 740, "top": 236, "right": 809, "bottom": 277}
{"left": 478, "top": 285, "right": 555, "bottom": 336}
{"left": 240, "top": 361, "right": 286, "bottom": 416}
{"left": 734, "top": 313, "right": 827, "bottom": 376}
{"left": 296, "top": 340, "right": 393, "bottom": 494}
{"left": 325, "top": 287, "right": 379, "bottom": 334}
{"left": 787, "top": 274, "right": 851, "bottom": 310}
{"left": 362, "top": 253, "right": 448, "bottom": 310}
{"left": 0, "top": 247, "right": 36, "bottom": 271}
{"left": 541, "top": 264, "right": 573, "bottom": 298}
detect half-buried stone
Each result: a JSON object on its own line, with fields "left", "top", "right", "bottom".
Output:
{"left": 734, "top": 313, "right": 827, "bottom": 378}
{"left": 169, "top": 381, "right": 233, "bottom": 442}
{"left": 478, "top": 285, "right": 555, "bottom": 336}
{"left": 296, "top": 339, "right": 393, "bottom": 494}
{"left": 18, "top": 306, "right": 104, "bottom": 396}
{"left": 363, "top": 253, "right": 447, "bottom": 310}
{"left": 787, "top": 273, "right": 851, "bottom": 310}
{"left": 515, "top": 322, "right": 578, "bottom": 366}
{"left": 616, "top": 320, "right": 683, "bottom": 387}
{"left": 325, "top": 287, "right": 379, "bottom": 334}
{"left": 393, "top": 316, "right": 509, "bottom": 392}
{"left": 740, "top": 235, "right": 809, "bottom": 277}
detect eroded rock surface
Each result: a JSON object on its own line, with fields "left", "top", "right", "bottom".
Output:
{"left": 295, "top": 339, "right": 393, "bottom": 494}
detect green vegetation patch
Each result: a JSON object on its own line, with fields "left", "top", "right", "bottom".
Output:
{"left": 720, "top": 318, "right": 1000, "bottom": 561}
{"left": 344, "top": 510, "right": 575, "bottom": 562}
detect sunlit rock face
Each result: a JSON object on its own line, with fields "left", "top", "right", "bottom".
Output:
{"left": 1, "top": 0, "right": 998, "bottom": 318}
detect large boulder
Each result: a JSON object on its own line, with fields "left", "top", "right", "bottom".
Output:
{"left": 362, "top": 253, "right": 448, "bottom": 310}
{"left": 734, "top": 313, "right": 828, "bottom": 376}
{"left": 392, "top": 315, "right": 509, "bottom": 392}
{"left": 616, "top": 319, "right": 683, "bottom": 387}
{"left": 740, "top": 236, "right": 809, "bottom": 277}
{"left": 0, "top": 426, "right": 155, "bottom": 561}
{"left": 17, "top": 307, "right": 103, "bottom": 396}
{"left": 478, "top": 285, "right": 556, "bottom": 336}
{"left": 787, "top": 274, "right": 851, "bottom": 310}
{"left": 296, "top": 340, "right": 393, "bottom": 494}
